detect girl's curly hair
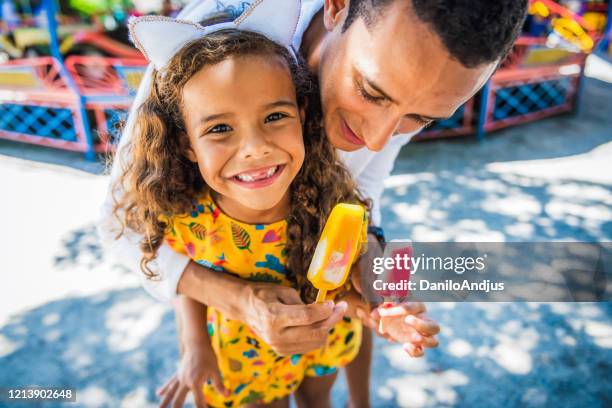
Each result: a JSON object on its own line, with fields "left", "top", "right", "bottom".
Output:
{"left": 113, "top": 29, "right": 369, "bottom": 302}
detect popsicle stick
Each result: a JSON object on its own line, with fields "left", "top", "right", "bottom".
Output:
{"left": 315, "top": 289, "right": 327, "bottom": 303}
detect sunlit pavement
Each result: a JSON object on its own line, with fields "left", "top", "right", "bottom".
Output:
{"left": 1, "top": 56, "right": 611, "bottom": 407}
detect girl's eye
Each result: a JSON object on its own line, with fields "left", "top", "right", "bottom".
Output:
{"left": 209, "top": 124, "right": 232, "bottom": 134}
{"left": 357, "top": 82, "right": 386, "bottom": 105}
{"left": 265, "top": 112, "right": 288, "bottom": 123}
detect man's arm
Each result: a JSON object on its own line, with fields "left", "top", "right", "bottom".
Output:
{"left": 177, "top": 261, "right": 252, "bottom": 321}
{"left": 97, "top": 63, "right": 191, "bottom": 302}
{"left": 97, "top": 203, "right": 190, "bottom": 302}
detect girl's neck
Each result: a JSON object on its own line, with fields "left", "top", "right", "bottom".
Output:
{"left": 213, "top": 191, "right": 291, "bottom": 225}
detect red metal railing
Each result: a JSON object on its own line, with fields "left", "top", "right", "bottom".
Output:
{"left": 64, "top": 56, "right": 147, "bottom": 96}
{"left": 0, "top": 56, "right": 147, "bottom": 154}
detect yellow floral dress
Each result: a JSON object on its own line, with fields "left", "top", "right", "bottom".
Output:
{"left": 165, "top": 193, "right": 367, "bottom": 407}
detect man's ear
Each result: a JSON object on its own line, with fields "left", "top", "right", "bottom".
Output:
{"left": 323, "top": 0, "right": 350, "bottom": 31}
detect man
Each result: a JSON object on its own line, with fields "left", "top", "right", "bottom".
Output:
{"left": 100, "top": 0, "right": 527, "bottom": 406}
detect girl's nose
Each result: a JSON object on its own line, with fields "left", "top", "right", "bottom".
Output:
{"left": 239, "top": 129, "right": 272, "bottom": 159}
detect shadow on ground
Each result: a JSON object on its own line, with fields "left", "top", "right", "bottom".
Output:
{"left": 1, "top": 293, "right": 610, "bottom": 407}
{"left": 54, "top": 224, "right": 105, "bottom": 270}
{"left": 380, "top": 77, "right": 612, "bottom": 243}
{"left": 0, "top": 289, "right": 177, "bottom": 408}
{"left": 0, "top": 139, "right": 107, "bottom": 175}
{"left": 381, "top": 170, "right": 612, "bottom": 242}
{"left": 335, "top": 302, "right": 612, "bottom": 408}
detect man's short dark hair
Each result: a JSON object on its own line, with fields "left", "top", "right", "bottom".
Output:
{"left": 343, "top": 0, "right": 528, "bottom": 68}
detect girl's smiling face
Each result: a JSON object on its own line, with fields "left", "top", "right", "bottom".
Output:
{"left": 182, "top": 54, "right": 305, "bottom": 223}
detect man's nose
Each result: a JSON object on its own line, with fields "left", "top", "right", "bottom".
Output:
{"left": 363, "top": 116, "right": 400, "bottom": 152}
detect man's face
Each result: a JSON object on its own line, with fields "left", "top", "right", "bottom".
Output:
{"left": 318, "top": 0, "right": 498, "bottom": 152}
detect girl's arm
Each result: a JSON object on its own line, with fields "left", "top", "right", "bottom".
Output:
{"left": 166, "top": 296, "right": 229, "bottom": 405}
{"left": 177, "top": 295, "right": 209, "bottom": 346}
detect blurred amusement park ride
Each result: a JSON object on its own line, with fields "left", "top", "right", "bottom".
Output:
{"left": 0, "top": 1, "right": 148, "bottom": 60}
{"left": 0, "top": 0, "right": 610, "bottom": 159}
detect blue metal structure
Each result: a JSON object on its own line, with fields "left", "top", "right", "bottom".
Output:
{"left": 0, "top": 103, "right": 78, "bottom": 140}
{"left": 476, "top": 81, "right": 490, "bottom": 142}
{"left": 493, "top": 78, "right": 573, "bottom": 120}
{"left": 43, "top": 0, "right": 97, "bottom": 160}
{"left": 599, "top": 3, "right": 612, "bottom": 54}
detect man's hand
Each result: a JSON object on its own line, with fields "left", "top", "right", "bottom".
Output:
{"left": 178, "top": 262, "right": 347, "bottom": 356}
{"left": 242, "top": 282, "right": 348, "bottom": 356}
{"left": 158, "top": 338, "right": 228, "bottom": 408}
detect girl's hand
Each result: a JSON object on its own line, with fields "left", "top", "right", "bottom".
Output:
{"left": 157, "top": 339, "right": 229, "bottom": 408}
{"left": 373, "top": 302, "right": 440, "bottom": 358}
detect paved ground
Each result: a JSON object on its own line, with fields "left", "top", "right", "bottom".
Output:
{"left": 0, "top": 56, "right": 611, "bottom": 407}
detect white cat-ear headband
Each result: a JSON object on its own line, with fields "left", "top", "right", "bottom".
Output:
{"left": 128, "top": 0, "right": 301, "bottom": 70}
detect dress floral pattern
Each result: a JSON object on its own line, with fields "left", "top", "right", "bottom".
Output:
{"left": 165, "top": 193, "right": 367, "bottom": 407}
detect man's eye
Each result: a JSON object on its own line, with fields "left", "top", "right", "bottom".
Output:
{"left": 209, "top": 124, "right": 232, "bottom": 133}
{"left": 357, "top": 82, "right": 385, "bottom": 105}
{"left": 265, "top": 112, "right": 287, "bottom": 123}
{"left": 413, "top": 117, "right": 434, "bottom": 127}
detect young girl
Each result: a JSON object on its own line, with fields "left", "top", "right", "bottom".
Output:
{"left": 113, "top": 12, "right": 370, "bottom": 408}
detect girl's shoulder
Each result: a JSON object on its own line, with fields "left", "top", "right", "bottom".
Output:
{"left": 169, "top": 192, "right": 288, "bottom": 234}
{"left": 165, "top": 192, "right": 290, "bottom": 276}
{"left": 160, "top": 191, "right": 215, "bottom": 223}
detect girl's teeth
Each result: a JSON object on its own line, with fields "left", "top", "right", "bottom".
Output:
{"left": 236, "top": 166, "right": 278, "bottom": 182}
{"left": 237, "top": 174, "right": 254, "bottom": 182}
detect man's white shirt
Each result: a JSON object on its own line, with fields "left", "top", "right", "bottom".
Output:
{"left": 98, "top": 0, "right": 416, "bottom": 302}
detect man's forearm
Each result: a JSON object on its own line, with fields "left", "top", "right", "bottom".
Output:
{"left": 176, "top": 261, "right": 249, "bottom": 322}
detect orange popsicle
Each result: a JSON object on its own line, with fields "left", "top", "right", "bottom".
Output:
{"left": 307, "top": 203, "right": 365, "bottom": 303}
